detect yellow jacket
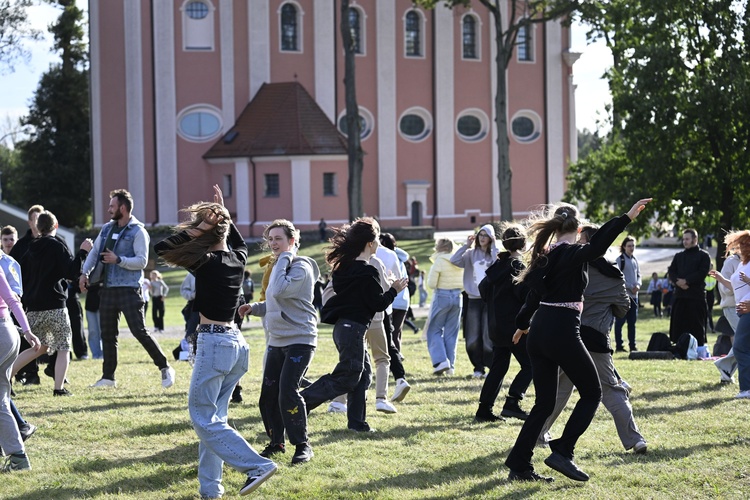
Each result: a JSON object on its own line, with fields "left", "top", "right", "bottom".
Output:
{"left": 426, "top": 252, "right": 464, "bottom": 291}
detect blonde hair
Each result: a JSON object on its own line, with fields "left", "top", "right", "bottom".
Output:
{"left": 434, "top": 238, "right": 454, "bottom": 254}
{"left": 150, "top": 270, "right": 162, "bottom": 280}
{"left": 724, "top": 230, "right": 750, "bottom": 263}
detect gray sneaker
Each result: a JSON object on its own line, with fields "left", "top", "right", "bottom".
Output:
{"left": 2, "top": 453, "right": 31, "bottom": 472}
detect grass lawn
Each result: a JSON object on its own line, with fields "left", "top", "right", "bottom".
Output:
{"left": 6, "top": 310, "right": 750, "bottom": 499}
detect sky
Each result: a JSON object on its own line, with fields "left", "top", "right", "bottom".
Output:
{"left": 0, "top": 4, "right": 612, "bottom": 147}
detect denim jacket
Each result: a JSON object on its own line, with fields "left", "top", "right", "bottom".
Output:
{"left": 82, "top": 215, "right": 149, "bottom": 288}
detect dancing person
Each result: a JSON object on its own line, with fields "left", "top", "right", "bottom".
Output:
{"left": 79, "top": 189, "right": 174, "bottom": 388}
{"left": 0, "top": 265, "right": 41, "bottom": 472}
{"left": 450, "top": 224, "right": 498, "bottom": 377}
{"left": 668, "top": 229, "right": 711, "bottom": 346}
{"left": 474, "top": 224, "right": 532, "bottom": 423}
{"left": 715, "top": 252, "right": 740, "bottom": 383}
{"left": 505, "top": 198, "right": 651, "bottom": 483}
{"left": 613, "top": 236, "right": 641, "bottom": 352}
{"left": 538, "top": 224, "right": 647, "bottom": 454}
{"left": 149, "top": 270, "right": 169, "bottom": 333}
{"left": 302, "top": 218, "right": 408, "bottom": 432}
{"left": 241, "top": 220, "right": 318, "bottom": 465}
{"left": 709, "top": 230, "right": 750, "bottom": 399}
{"left": 13, "top": 211, "right": 92, "bottom": 396}
{"left": 425, "top": 239, "right": 463, "bottom": 375}
{"left": 155, "top": 185, "right": 276, "bottom": 497}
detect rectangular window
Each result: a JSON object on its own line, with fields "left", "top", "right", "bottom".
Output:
{"left": 264, "top": 173, "right": 280, "bottom": 197}
{"left": 323, "top": 173, "right": 337, "bottom": 197}
{"left": 517, "top": 25, "right": 532, "bottom": 62}
{"left": 222, "top": 174, "right": 233, "bottom": 198}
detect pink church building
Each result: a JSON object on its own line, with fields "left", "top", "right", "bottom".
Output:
{"left": 89, "top": 0, "right": 580, "bottom": 235}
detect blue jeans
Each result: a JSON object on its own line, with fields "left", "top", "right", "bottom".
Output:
{"left": 734, "top": 313, "right": 750, "bottom": 392}
{"left": 426, "top": 289, "right": 462, "bottom": 368}
{"left": 189, "top": 327, "right": 275, "bottom": 498}
{"left": 615, "top": 298, "right": 638, "bottom": 350}
{"left": 86, "top": 310, "right": 102, "bottom": 359}
{"left": 260, "top": 344, "right": 315, "bottom": 446}
{"left": 301, "top": 319, "right": 372, "bottom": 430}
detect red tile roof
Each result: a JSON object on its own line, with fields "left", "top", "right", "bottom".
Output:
{"left": 203, "top": 82, "right": 347, "bottom": 159}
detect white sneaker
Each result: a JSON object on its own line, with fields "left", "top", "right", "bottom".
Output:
{"left": 391, "top": 378, "right": 411, "bottom": 402}
{"left": 161, "top": 366, "right": 176, "bottom": 388}
{"left": 375, "top": 399, "right": 397, "bottom": 413}
{"left": 446, "top": 368, "right": 455, "bottom": 376}
{"left": 90, "top": 378, "right": 116, "bottom": 388}
{"left": 735, "top": 390, "right": 750, "bottom": 399}
{"left": 632, "top": 439, "right": 647, "bottom": 454}
{"left": 433, "top": 360, "right": 451, "bottom": 375}
{"left": 327, "top": 401, "right": 347, "bottom": 413}
{"left": 472, "top": 371, "right": 484, "bottom": 379}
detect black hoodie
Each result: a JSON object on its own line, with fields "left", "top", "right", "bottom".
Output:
{"left": 321, "top": 260, "right": 398, "bottom": 327}
{"left": 20, "top": 235, "right": 88, "bottom": 311}
{"left": 479, "top": 252, "right": 529, "bottom": 346}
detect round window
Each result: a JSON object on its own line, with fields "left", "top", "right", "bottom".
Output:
{"left": 456, "top": 110, "right": 489, "bottom": 143}
{"left": 398, "top": 108, "right": 432, "bottom": 142}
{"left": 186, "top": 1, "right": 209, "bottom": 20}
{"left": 510, "top": 111, "right": 541, "bottom": 143}
{"left": 178, "top": 109, "right": 222, "bottom": 142}
{"left": 337, "top": 108, "right": 373, "bottom": 140}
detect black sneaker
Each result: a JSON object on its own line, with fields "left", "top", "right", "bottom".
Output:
{"left": 259, "top": 443, "right": 285, "bottom": 458}
{"left": 291, "top": 442, "right": 313, "bottom": 465}
{"left": 19, "top": 424, "right": 37, "bottom": 442}
{"left": 474, "top": 411, "right": 505, "bottom": 423}
{"left": 239, "top": 465, "right": 277, "bottom": 496}
{"left": 615, "top": 347, "right": 627, "bottom": 353}
{"left": 508, "top": 469, "right": 554, "bottom": 482}
{"left": 501, "top": 400, "right": 529, "bottom": 421}
{"left": 53, "top": 388, "right": 73, "bottom": 397}
{"left": 231, "top": 385, "right": 243, "bottom": 403}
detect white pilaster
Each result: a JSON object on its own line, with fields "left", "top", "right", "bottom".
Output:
{"left": 123, "top": 0, "right": 145, "bottom": 213}
{"left": 291, "top": 159, "right": 311, "bottom": 222}
{"left": 220, "top": 0, "right": 235, "bottom": 130}
{"left": 249, "top": 0, "right": 270, "bottom": 99}
{"left": 545, "top": 20, "right": 564, "bottom": 203}
{"left": 314, "top": 1, "right": 335, "bottom": 121}
{"left": 235, "top": 159, "right": 251, "bottom": 226}
{"left": 377, "top": 1, "right": 397, "bottom": 218}
{"left": 89, "top": 0, "right": 104, "bottom": 224}
{"left": 569, "top": 75, "right": 578, "bottom": 164}
{"left": 434, "top": 5, "right": 454, "bottom": 216}
{"left": 153, "top": 1, "right": 178, "bottom": 224}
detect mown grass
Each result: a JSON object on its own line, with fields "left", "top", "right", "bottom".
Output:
{"left": 6, "top": 310, "right": 750, "bottom": 499}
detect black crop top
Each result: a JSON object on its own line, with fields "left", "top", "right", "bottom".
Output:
{"left": 155, "top": 223, "right": 247, "bottom": 323}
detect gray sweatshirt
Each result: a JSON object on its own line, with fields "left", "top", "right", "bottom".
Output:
{"left": 251, "top": 251, "right": 320, "bottom": 347}
{"left": 450, "top": 223, "right": 499, "bottom": 298}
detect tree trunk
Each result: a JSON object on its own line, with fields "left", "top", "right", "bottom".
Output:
{"left": 340, "top": 0, "right": 364, "bottom": 221}
{"left": 493, "top": 14, "right": 513, "bottom": 221}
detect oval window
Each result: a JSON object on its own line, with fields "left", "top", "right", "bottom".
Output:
{"left": 178, "top": 110, "right": 221, "bottom": 141}
{"left": 186, "top": 1, "right": 209, "bottom": 20}
{"left": 510, "top": 111, "right": 541, "bottom": 143}
{"left": 398, "top": 107, "right": 432, "bottom": 142}
{"left": 338, "top": 115, "right": 371, "bottom": 139}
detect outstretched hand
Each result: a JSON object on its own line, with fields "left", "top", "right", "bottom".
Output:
{"left": 213, "top": 184, "right": 225, "bottom": 207}
{"left": 626, "top": 198, "right": 653, "bottom": 220}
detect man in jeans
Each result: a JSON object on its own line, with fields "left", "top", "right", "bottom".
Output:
{"left": 79, "top": 189, "right": 175, "bottom": 388}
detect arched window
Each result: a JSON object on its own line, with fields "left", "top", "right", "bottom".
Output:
{"left": 348, "top": 7, "right": 362, "bottom": 54}
{"left": 281, "top": 3, "right": 299, "bottom": 52}
{"left": 405, "top": 10, "right": 421, "bottom": 57}
{"left": 182, "top": 0, "right": 214, "bottom": 51}
{"left": 517, "top": 23, "right": 533, "bottom": 62}
{"left": 462, "top": 15, "right": 477, "bottom": 59}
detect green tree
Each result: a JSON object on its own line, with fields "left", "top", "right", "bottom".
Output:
{"left": 566, "top": 0, "right": 750, "bottom": 264}
{"left": 415, "top": 0, "right": 579, "bottom": 221}
{"left": 340, "top": 0, "right": 364, "bottom": 221}
{"left": 577, "top": 128, "right": 602, "bottom": 161}
{"left": 0, "top": 0, "right": 40, "bottom": 73}
{"left": 12, "top": 0, "right": 90, "bottom": 227}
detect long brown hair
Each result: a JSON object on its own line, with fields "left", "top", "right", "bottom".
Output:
{"left": 724, "top": 230, "right": 750, "bottom": 264}
{"left": 326, "top": 217, "right": 380, "bottom": 272}
{"left": 517, "top": 203, "right": 581, "bottom": 282}
{"left": 158, "top": 202, "right": 230, "bottom": 269}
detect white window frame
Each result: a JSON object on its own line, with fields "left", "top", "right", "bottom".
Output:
{"left": 278, "top": 1, "right": 304, "bottom": 54}
{"left": 460, "top": 12, "right": 481, "bottom": 62}
{"left": 337, "top": 106, "right": 374, "bottom": 141}
{"left": 456, "top": 108, "right": 489, "bottom": 143}
{"left": 516, "top": 20, "right": 535, "bottom": 63}
{"left": 403, "top": 8, "right": 426, "bottom": 59}
{"left": 181, "top": 0, "right": 216, "bottom": 52}
{"left": 176, "top": 104, "right": 223, "bottom": 142}
{"left": 347, "top": 4, "right": 367, "bottom": 57}
{"left": 510, "top": 109, "right": 542, "bottom": 144}
{"left": 398, "top": 107, "right": 433, "bottom": 143}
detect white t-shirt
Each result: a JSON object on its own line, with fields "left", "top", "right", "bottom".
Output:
{"left": 730, "top": 260, "right": 750, "bottom": 304}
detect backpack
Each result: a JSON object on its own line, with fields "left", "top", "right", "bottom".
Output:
{"left": 647, "top": 332, "right": 673, "bottom": 352}
{"left": 713, "top": 334, "right": 733, "bottom": 357}
{"left": 675, "top": 332, "right": 698, "bottom": 360}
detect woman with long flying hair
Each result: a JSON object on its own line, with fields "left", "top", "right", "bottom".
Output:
{"left": 301, "top": 217, "right": 408, "bottom": 432}
{"left": 505, "top": 198, "right": 651, "bottom": 483}
{"left": 155, "top": 185, "right": 276, "bottom": 498}
{"left": 240, "top": 219, "right": 319, "bottom": 465}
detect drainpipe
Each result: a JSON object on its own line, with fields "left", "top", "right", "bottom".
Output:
{"left": 542, "top": 21, "right": 549, "bottom": 203}
{"left": 250, "top": 158, "right": 258, "bottom": 237}
{"left": 430, "top": 8, "right": 438, "bottom": 229}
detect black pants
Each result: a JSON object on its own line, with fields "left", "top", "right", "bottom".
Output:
{"left": 670, "top": 297, "right": 707, "bottom": 346}
{"left": 67, "top": 293, "right": 88, "bottom": 358}
{"left": 152, "top": 296, "right": 165, "bottom": 331}
{"left": 505, "top": 306, "right": 602, "bottom": 473}
{"left": 706, "top": 290, "right": 716, "bottom": 331}
{"left": 383, "top": 311, "right": 405, "bottom": 380}
{"left": 479, "top": 336, "right": 533, "bottom": 410}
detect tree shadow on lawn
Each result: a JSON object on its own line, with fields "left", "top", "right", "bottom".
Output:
{"left": 597, "top": 438, "right": 739, "bottom": 465}
{"left": 22, "top": 391, "right": 189, "bottom": 419}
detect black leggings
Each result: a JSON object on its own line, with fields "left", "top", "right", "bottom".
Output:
{"left": 505, "top": 306, "right": 602, "bottom": 472}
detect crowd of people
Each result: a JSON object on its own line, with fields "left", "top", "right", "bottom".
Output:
{"left": 2, "top": 187, "right": 748, "bottom": 495}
